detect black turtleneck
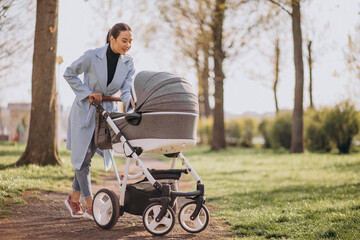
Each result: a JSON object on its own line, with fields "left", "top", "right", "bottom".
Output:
{"left": 106, "top": 45, "right": 120, "bottom": 86}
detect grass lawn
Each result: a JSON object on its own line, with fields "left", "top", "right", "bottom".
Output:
{"left": 182, "top": 146, "right": 360, "bottom": 239}
{"left": 1, "top": 143, "right": 360, "bottom": 239}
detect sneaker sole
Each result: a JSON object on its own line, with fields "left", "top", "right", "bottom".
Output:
{"left": 64, "top": 199, "right": 84, "bottom": 218}
{"left": 84, "top": 212, "right": 94, "bottom": 221}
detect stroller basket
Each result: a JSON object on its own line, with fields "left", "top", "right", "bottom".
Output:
{"left": 124, "top": 169, "right": 185, "bottom": 215}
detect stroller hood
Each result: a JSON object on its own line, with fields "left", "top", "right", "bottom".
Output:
{"left": 132, "top": 71, "right": 199, "bottom": 113}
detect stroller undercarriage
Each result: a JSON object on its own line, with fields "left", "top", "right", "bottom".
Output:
{"left": 91, "top": 102, "right": 209, "bottom": 236}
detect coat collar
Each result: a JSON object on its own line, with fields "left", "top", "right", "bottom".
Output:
{"left": 93, "top": 44, "right": 132, "bottom": 94}
{"left": 95, "top": 44, "right": 131, "bottom": 63}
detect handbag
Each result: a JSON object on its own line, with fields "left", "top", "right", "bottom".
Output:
{"left": 94, "top": 110, "right": 113, "bottom": 150}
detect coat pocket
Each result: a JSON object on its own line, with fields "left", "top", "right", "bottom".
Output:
{"left": 75, "top": 99, "right": 90, "bottom": 112}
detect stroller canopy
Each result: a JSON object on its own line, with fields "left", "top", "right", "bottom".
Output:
{"left": 132, "top": 71, "right": 199, "bottom": 113}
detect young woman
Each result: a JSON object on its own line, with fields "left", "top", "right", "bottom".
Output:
{"left": 63, "top": 23, "right": 135, "bottom": 220}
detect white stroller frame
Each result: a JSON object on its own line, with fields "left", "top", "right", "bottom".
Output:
{"left": 91, "top": 101, "right": 209, "bottom": 236}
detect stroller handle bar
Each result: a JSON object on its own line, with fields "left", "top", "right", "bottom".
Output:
{"left": 90, "top": 96, "right": 121, "bottom": 110}
{"left": 102, "top": 96, "right": 122, "bottom": 102}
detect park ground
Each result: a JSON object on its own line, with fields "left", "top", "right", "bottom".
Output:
{"left": 1, "top": 143, "right": 360, "bottom": 239}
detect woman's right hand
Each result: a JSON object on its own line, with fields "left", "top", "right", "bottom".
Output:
{"left": 88, "top": 93, "right": 102, "bottom": 104}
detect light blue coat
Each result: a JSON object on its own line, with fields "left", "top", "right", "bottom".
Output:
{"left": 64, "top": 44, "right": 135, "bottom": 171}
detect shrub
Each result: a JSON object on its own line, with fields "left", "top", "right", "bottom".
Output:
{"left": 323, "top": 101, "right": 359, "bottom": 153}
{"left": 269, "top": 112, "right": 292, "bottom": 149}
{"left": 225, "top": 119, "right": 242, "bottom": 146}
{"left": 197, "top": 117, "right": 213, "bottom": 145}
{"left": 258, "top": 118, "right": 272, "bottom": 148}
{"left": 304, "top": 109, "right": 331, "bottom": 152}
{"left": 240, "top": 118, "right": 256, "bottom": 147}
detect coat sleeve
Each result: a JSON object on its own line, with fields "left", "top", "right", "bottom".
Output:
{"left": 63, "top": 50, "right": 93, "bottom": 101}
{"left": 119, "top": 59, "right": 135, "bottom": 112}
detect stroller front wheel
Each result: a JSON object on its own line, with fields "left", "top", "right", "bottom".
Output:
{"left": 142, "top": 203, "right": 175, "bottom": 236}
{"left": 93, "top": 189, "right": 120, "bottom": 229}
{"left": 178, "top": 201, "right": 209, "bottom": 233}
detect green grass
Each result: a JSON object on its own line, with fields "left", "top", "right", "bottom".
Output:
{"left": 0, "top": 142, "right": 124, "bottom": 218}
{"left": 181, "top": 146, "right": 360, "bottom": 239}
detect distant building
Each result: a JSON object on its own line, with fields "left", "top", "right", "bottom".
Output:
{"left": 0, "top": 106, "right": 10, "bottom": 141}
{"left": 1, "top": 103, "right": 68, "bottom": 144}
{"left": 8, "top": 103, "right": 31, "bottom": 143}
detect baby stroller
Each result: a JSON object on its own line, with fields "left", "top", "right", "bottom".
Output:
{"left": 91, "top": 71, "right": 209, "bottom": 236}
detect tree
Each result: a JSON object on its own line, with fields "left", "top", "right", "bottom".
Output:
{"left": 307, "top": 40, "right": 313, "bottom": 109}
{"left": 17, "top": 0, "right": 61, "bottom": 166}
{"left": 268, "top": 0, "right": 305, "bottom": 153}
{"left": 345, "top": 24, "right": 360, "bottom": 81}
{"left": 290, "top": 0, "right": 305, "bottom": 153}
{"left": 156, "top": 0, "right": 213, "bottom": 118}
{"left": 273, "top": 38, "right": 280, "bottom": 115}
{"left": 211, "top": 0, "right": 226, "bottom": 150}
{"left": 0, "top": 0, "right": 34, "bottom": 98}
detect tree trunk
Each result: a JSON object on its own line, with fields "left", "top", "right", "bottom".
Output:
{"left": 273, "top": 38, "right": 280, "bottom": 116}
{"left": 202, "top": 39, "right": 212, "bottom": 118}
{"left": 211, "top": 0, "right": 226, "bottom": 150}
{"left": 17, "top": 0, "right": 61, "bottom": 166}
{"left": 195, "top": 56, "right": 205, "bottom": 118}
{"left": 290, "top": 0, "right": 304, "bottom": 153}
{"left": 307, "top": 40, "right": 314, "bottom": 109}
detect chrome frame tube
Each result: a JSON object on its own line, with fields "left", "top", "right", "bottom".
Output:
{"left": 171, "top": 157, "right": 177, "bottom": 169}
{"left": 179, "top": 152, "right": 201, "bottom": 183}
{"left": 119, "top": 157, "right": 131, "bottom": 206}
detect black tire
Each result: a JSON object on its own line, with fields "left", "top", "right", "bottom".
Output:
{"left": 178, "top": 202, "right": 210, "bottom": 233}
{"left": 142, "top": 203, "right": 175, "bottom": 236}
{"left": 92, "top": 189, "right": 120, "bottom": 230}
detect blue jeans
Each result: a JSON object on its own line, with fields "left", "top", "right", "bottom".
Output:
{"left": 72, "top": 137, "right": 96, "bottom": 198}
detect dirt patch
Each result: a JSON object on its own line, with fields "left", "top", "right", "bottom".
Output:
{"left": 0, "top": 156, "right": 233, "bottom": 240}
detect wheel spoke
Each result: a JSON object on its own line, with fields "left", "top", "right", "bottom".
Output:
{"left": 181, "top": 213, "right": 192, "bottom": 222}
{"left": 94, "top": 198, "right": 105, "bottom": 210}
{"left": 104, "top": 199, "right": 112, "bottom": 210}
{"left": 194, "top": 216, "right": 204, "bottom": 229}
{"left": 100, "top": 211, "right": 109, "bottom": 224}
{"left": 160, "top": 216, "right": 172, "bottom": 227}
{"left": 152, "top": 205, "right": 161, "bottom": 217}
{"left": 148, "top": 219, "right": 159, "bottom": 230}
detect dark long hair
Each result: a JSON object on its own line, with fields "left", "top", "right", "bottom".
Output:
{"left": 106, "top": 23, "right": 132, "bottom": 44}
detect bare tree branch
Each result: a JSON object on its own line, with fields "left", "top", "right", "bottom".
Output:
{"left": 267, "top": 0, "right": 292, "bottom": 16}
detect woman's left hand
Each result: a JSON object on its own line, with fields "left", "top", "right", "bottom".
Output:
{"left": 130, "top": 99, "right": 135, "bottom": 108}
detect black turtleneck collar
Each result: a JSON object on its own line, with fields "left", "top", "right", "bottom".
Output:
{"left": 107, "top": 44, "right": 120, "bottom": 59}
{"left": 106, "top": 44, "right": 120, "bottom": 86}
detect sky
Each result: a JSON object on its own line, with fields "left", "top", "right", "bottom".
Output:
{"left": 2, "top": 0, "right": 360, "bottom": 116}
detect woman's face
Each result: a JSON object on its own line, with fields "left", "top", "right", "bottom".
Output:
{"left": 110, "top": 30, "right": 132, "bottom": 55}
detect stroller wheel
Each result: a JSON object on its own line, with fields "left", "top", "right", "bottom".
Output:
{"left": 178, "top": 202, "right": 209, "bottom": 233}
{"left": 142, "top": 203, "right": 175, "bottom": 236}
{"left": 93, "top": 189, "right": 120, "bottom": 229}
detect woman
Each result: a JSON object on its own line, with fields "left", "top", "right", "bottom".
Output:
{"left": 63, "top": 23, "right": 135, "bottom": 220}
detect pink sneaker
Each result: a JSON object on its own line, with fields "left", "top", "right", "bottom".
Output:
{"left": 64, "top": 195, "right": 84, "bottom": 218}
{"left": 84, "top": 207, "right": 94, "bottom": 221}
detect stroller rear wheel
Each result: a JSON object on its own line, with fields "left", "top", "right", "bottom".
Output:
{"left": 178, "top": 201, "right": 209, "bottom": 233}
{"left": 142, "top": 203, "right": 175, "bottom": 236}
{"left": 93, "top": 189, "right": 120, "bottom": 229}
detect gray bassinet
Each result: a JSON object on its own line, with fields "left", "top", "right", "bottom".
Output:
{"left": 108, "top": 71, "right": 199, "bottom": 154}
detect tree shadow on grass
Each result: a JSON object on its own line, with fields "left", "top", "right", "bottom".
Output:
{"left": 209, "top": 182, "right": 360, "bottom": 208}
{"left": 0, "top": 150, "right": 23, "bottom": 157}
{"left": 0, "top": 163, "right": 17, "bottom": 170}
